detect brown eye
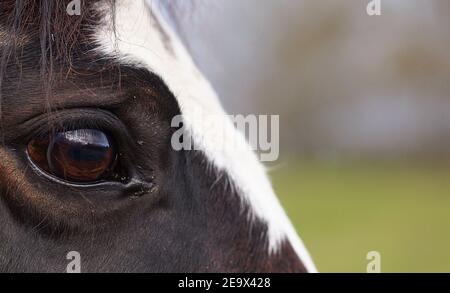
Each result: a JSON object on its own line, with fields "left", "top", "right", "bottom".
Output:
{"left": 28, "top": 129, "right": 116, "bottom": 183}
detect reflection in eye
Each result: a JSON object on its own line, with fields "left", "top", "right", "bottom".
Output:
{"left": 28, "top": 129, "right": 117, "bottom": 183}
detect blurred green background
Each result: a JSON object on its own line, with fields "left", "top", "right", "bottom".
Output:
{"left": 273, "top": 159, "right": 450, "bottom": 272}
{"left": 174, "top": 0, "right": 450, "bottom": 272}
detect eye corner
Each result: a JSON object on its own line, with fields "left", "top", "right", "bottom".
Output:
{"left": 27, "top": 136, "right": 51, "bottom": 173}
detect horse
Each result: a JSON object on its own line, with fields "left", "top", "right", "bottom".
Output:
{"left": 0, "top": 0, "right": 316, "bottom": 273}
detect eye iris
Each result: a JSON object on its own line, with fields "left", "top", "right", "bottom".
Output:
{"left": 47, "top": 129, "right": 115, "bottom": 182}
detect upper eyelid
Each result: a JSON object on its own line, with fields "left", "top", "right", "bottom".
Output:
{"left": 3, "top": 88, "right": 131, "bottom": 127}
{"left": 7, "top": 108, "right": 129, "bottom": 143}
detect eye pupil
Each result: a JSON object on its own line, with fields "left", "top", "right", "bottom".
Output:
{"left": 28, "top": 129, "right": 116, "bottom": 183}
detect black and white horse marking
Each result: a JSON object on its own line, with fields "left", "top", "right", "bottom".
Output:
{"left": 0, "top": 0, "right": 316, "bottom": 273}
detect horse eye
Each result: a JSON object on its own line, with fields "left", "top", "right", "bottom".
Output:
{"left": 27, "top": 129, "right": 117, "bottom": 183}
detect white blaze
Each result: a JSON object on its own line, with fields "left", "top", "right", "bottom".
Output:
{"left": 93, "top": 0, "right": 317, "bottom": 272}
